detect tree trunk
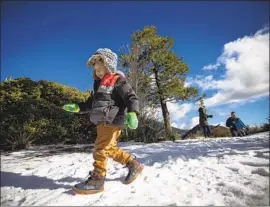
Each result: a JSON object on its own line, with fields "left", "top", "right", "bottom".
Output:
{"left": 153, "top": 67, "right": 173, "bottom": 141}
{"left": 160, "top": 99, "right": 173, "bottom": 138}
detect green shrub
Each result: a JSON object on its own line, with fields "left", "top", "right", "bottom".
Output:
{"left": 212, "top": 127, "right": 231, "bottom": 137}
{"left": 4, "top": 124, "right": 36, "bottom": 151}
{"left": 119, "top": 111, "right": 167, "bottom": 143}
{"left": 0, "top": 77, "right": 94, "bottom": 151}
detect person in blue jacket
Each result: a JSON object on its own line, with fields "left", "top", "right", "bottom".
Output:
{"left": 226, "top": 112, "right": 247, "bottom": 137}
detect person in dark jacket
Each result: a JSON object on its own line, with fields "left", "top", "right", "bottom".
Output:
{"left": 226, "top": 112, "right": 247, "bottom": 137}
{"left": 62, "top": 48, "right": 143, "bottom": 194}
{"left": 198, "top": 100, "right": 213, "bottom": 138}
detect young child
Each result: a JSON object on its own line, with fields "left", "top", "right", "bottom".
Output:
{"left": 63, "top": 48, "right": 144, "bottom": 195}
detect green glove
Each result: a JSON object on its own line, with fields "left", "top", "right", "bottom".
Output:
{"left": 125, "top": 112, "right": 138, "bottom": 129}
{"left": 62, "top": 103, "right": 80, "bottom": 113}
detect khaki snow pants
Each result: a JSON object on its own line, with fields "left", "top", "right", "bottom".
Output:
{"left": 93, "top": 123, "right": 133, "bottom": 177}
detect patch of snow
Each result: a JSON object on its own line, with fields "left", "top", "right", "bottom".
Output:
{"left": 1, "top": 132, "right": 269, "bottom": 206}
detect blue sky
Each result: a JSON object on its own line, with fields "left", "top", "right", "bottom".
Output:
{"left": 1, "top": 1, "right": 269, "bottom": 129}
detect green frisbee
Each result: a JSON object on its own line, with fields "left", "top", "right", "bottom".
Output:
{"left": 62, "top": 103, "right": 80, "bottom": 113}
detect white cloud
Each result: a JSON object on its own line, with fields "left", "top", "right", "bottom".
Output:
{"left": 156, "top": 102, "right": 195, "bottom": 129}
{"left": 210, "top": 108, "right": 230, "bottom": 117}
{"left": 172, "top": 122, "right": 187, "bottom": 129}
{"left": 171, "top": 122, "right": 179, "bottom": 128}
{"left": 187, "top": 75, "right": 219, "bottom": 91}
{"left": 179, "top": 123, "right": 188, "bottom": 129}
{"left": 202, "top": 63, "right": 220, "bottom": 70}
{"left": 190, "top": 116, "right": 199, "bottom": 128}
{"left": 172, "top": 116, "right": 199, "bottom": 130}
{"left": 167, "top": 102, "right": 194, "bottom": 121}
{"left": 196, "top": 27, "right": 269, "bottom": 107}
{"left": 184, "top": 81, "right": 191, "bottom": 87}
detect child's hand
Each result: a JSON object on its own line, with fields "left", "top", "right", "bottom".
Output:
{"left": 62, "top": 103, "right": 80, "bottom": 113}
{"left": 125, "top": 112, "right": 138, "bottom": 129}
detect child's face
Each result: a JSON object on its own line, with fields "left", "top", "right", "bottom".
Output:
{"left": 94, "top": 63, "right": 108, "bottom": 79}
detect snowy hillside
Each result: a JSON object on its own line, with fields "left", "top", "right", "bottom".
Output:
{"left": 1, "top": 132, "right": 269, "bottom": 206}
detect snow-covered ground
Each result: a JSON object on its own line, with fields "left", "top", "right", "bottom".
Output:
{"left": 1, "top": 132, "right": 269, "bottom": 206}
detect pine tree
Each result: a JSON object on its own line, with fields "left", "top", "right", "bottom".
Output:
{"left": 120, "top": 26, "right": 198, "bottom": 141}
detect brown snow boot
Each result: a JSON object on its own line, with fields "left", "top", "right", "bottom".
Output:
{"left": 73, "top": 171, "right": 105, "bottom": 194}
{"left": 123, "top": 158, "right": 144, "bottom": 184}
